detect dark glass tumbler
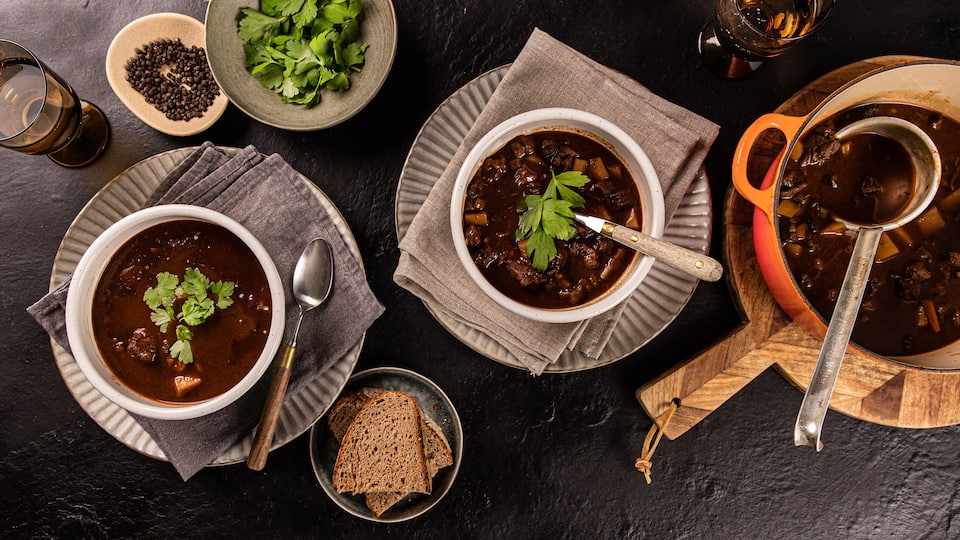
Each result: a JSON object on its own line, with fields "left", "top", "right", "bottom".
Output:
{"left": 698, "top": 0, "right": 836, "bottom": 78}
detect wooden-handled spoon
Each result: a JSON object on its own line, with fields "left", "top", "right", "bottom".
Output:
{"left": 247, "top": 238, "right": 334, "bottom": 470}
{"left": 573, "top": 213, "right": 723, "bottom": 282}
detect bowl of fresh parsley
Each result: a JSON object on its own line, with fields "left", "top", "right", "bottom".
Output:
{"left": 449, "top": 108, "right": 666, "bottom": 323}
{"left": 65, "top": 205, "right": 286, "bottom": 420}
{"left": 204, "top": 0, "right": 397, "bottom": 131}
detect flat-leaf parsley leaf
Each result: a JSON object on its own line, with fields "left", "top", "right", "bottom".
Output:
{"left": 142, "top": 269, "right": 235, "bottom": 364}
{"left": 237, "top": 0, "right": 369, "bottom": 108}
{"left": 516, "top": 170, "right": 591, "bottom": 271}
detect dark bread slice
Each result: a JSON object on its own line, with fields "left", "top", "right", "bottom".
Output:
{"left": 328, "top": 388, "right": 386, "bottom": 444}
{"left": 328, "top": 392, "right": 367, "bottom": 444}
{"left": 331, "top": 387, "right": 452, "bottom": 472}
{"left": 364, "top": 413, "right": 453, "bottom": 516}
{"left": 422, "top": 413, "right": 454, "bottom": 476}
{"left": 331, "top": 390, "right": 431, "bottom": 495}
{"left": 328, "top": 388, "right": 455, "bottom": 517}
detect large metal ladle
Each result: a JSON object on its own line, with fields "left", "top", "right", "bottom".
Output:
{"left": 794, "top": 116, "right": 941, "bottom": 451}
{"left": 248, "top": 238, "right": 334, "bottom": 470}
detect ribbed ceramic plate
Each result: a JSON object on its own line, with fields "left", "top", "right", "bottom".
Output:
{"left": 48, "top": 147, "right": 362, "bottom": 464}
{"left": 394, "top": 66, "right": 712, "bottom": 372}
{"left": 309, "top": 367, "right": 462, "bottom": 522}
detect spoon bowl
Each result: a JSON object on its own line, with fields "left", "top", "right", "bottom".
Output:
{"left": 248, "top": 238, "right": 334, "bottom": 470}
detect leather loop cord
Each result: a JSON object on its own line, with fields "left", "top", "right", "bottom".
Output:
{"left": 635, "top": 398, "right": 680, "bottom": 484}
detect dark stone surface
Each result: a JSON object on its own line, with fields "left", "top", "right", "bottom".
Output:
{"left": 3, "top": 1, "right": 960, "bottom": 538}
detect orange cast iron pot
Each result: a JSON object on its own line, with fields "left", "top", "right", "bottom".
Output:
{"left": 731, "top": 59, "right": 960, "bottom": 372}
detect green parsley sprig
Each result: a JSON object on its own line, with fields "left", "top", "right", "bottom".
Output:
{"left": 516, "top": 170, "right": 591, "bottom": 271}
{"left": 143, "top": 268, "right": 235, "bottom": 365}
{"left": 237, "top": 0, "right": 368, "bottom": 107}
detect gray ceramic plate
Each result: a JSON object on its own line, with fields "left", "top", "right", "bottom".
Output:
{"left": 394, "top": 66, "right": 712, "bottom": 372}
{"left": 48, "top": 147, "right": 363, "bottom": 464}
{"left": 309, "top": 367, "right": 463, "bottom": 522}
{"left": 204, "top": 0, "right": 397, "bottom": 131}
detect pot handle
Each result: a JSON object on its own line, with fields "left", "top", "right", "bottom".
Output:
{"left": 731, "top": 113, "right": 806, "bottom": 221}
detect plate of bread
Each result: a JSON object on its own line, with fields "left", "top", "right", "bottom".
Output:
{"left": 309, "top": 367, "right": 462, "bottom": 522}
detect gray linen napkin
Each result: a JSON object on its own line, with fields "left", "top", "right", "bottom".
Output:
{"left": 28, "top": 142, "right": 384, "bottom": 479}
{"left": 394, "top": 29, "right": 719, "bottom": 374}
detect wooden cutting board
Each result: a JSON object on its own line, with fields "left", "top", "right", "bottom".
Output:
{"left": 637, "top": 56, "right": 960, "bottom": 440}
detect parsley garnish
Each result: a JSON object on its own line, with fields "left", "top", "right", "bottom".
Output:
{"left": 237, "top": 0, "right": 368, "bottom": 107}
{"left": 142, "top": 269, "right": 235, "bottom": 365}
{"left": 516, "top": 170, "right": 591, "bottom": 271}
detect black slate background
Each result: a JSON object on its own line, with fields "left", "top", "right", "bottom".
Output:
{"left": 3, "top": 1, "right": 960, "bottom": 538}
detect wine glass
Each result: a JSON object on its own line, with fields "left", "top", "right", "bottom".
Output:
{"left": 698, "top": 0, "right": 836, "bottom": 78}
{"left": 0, "top": 40, "right": 109, "bottom": 167}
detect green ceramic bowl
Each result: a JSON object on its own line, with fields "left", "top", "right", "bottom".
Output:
{"left": 204, "top": 0, "right": 397, "bottom": 131}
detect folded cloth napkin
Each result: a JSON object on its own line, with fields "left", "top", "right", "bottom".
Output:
{"left": 28, "top": 142, "right": 384, "bottom": 480}
{"left": 394, "top": 29, "right": 719, "bottom": 375}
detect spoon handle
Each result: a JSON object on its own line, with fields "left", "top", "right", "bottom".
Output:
{"left": 601, "top": 222, "right": 724, "bottom": 282}
{"left": 794, "top": 227, "right": 883, "bottom": 451}
{"left": 247, "top": 343, "right": 296, "bottom": 470}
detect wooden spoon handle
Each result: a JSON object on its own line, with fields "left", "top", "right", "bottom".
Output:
{"left": 247, "top": 344, "right": 296, "bottom": 470}
{"left": 603, "top": 222, "right": 724, "bottom": 282}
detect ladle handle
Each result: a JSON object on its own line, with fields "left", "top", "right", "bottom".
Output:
{"left": 794, "top": 227, "right": 883, "bottom": 451}
{"left": 247, "top": 343, "right": 296, "bottom": 470}
{"left": 602, "top": 222, "right": 724, "bottom": 282}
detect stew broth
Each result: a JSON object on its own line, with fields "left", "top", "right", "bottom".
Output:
{"left": 462, "top": 129, "right": 641, "bottom": 309}
{"left": 92, "top": 219, "right": 273, "bottom": 403}
{"left": 779, "top": 103, "right": 960, "bottom": 356}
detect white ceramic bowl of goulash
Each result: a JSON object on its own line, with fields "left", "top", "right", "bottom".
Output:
{"left": 450, "top": 108, "right": 665, "bottom": 323}
{"left": 65, "top": 205, "right": 285, "bottom": 420}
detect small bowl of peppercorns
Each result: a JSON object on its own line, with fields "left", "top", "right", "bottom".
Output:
{"left": 106, "top": 12, "right": 229, "bottom": 136}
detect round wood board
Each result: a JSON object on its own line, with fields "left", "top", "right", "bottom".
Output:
{"left": 638, "top": 56, "right": 960, "bottom": 438}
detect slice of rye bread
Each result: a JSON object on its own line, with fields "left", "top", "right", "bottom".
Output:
{"left": 328, "top": 388, "right": 455, "bottom": 517}
{"left": 328, "top": 387, "right": 385, "bottom": 444}
{"left": 331, "top": 390, "right": 432, "bottom": 495}
{"left": 365, "top": 413, "right": 454, "bottom": 517}
{"left": 328, "top": 393, "right": 366, "bottom": 444}
{"left": 421, "top": 413, "right": 454, "bottom": 476}
{"left": 330, "top": 388, "right": 453, "bottom": 473}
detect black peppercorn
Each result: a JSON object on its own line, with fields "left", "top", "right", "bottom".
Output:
{"left": 124, "top": 38, "right": 220, "bottom": 122}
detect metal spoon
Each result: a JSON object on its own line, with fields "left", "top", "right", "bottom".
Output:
{"left": 573, "top": 213, "right": 724, "bottom": 282}
{"left": 794, "top": 116, "right": 941, "bottom": 451}
{"left": 248, "top": 238, "right": 334, "bottom": 470}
